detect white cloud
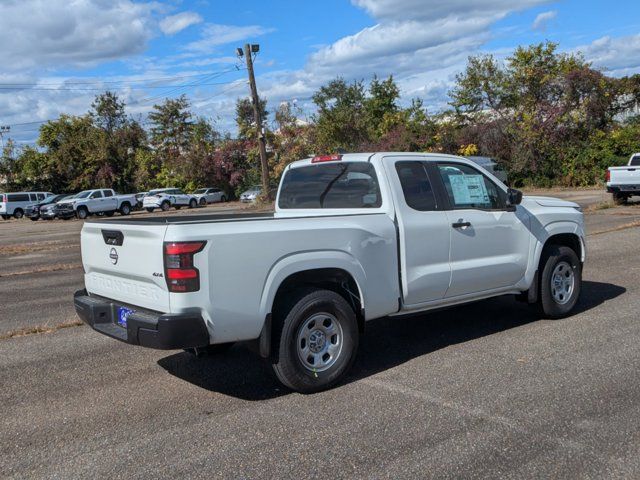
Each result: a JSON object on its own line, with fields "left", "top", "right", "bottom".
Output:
{"left": 532, "top": 10, "right": 557, "bottom": 31}
{"left": 256, "top": 0, "right": 550, "bottom": 112}
{"left": 160, "top": 11, "right": 203, "bottom": 35}
{"left": 184, "top": 24, "right": 274, "bottom": 53}
{"left": 578, "top": 34, "right": 640, "bottom": 75}
{"left": 0, "top": 0, "right": 156, "bottom": 71}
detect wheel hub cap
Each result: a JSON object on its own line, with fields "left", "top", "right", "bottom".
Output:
{"left": 551, "top": 261, "right": 575, "bottom": 305}
{"left": 296, "top": 313, "right": 343, "bottom": 372}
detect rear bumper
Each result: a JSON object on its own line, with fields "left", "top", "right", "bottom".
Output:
{"left": 607, "top": 185, "right": 640, "bottom": 194}
{"left": 74, "top": 289, "right": 209, "bottom": 350}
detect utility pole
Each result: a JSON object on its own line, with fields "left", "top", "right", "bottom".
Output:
{"left": 238, "top": 43, "right": 270, "bottom": 200}
{"left": 0, "top": 125, "right": 10, "bottom": 151}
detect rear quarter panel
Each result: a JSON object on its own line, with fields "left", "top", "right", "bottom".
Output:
{"left": 165, "top": 214, "right": 400, "bottom": 343}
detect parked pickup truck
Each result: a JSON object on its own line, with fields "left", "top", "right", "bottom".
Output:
{"left": 74, "top": 152, "right": 585, "bottom": 392}
{"left": 55, "top": 189, "right": 136, "bottom": 219}
{"left": 607, "top": 153, "right": 640, "bottom": 204}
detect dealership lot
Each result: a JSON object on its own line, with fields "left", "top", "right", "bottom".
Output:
{"left": 1, "top": 192, "right": 640, "bottom": 478}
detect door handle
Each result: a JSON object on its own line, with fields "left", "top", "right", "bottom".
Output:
{"left": 452, "top": 221, "right": 471, "bottom": 229}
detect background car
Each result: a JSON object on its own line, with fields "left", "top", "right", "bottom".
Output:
{"left": 142, "top": 188, "right": 198, "bottom": 212}
{"left": 135, "top": 192, "right": 148, "bottom": 209}
{"left": 0, "top": 191, "right": 54, "bottom": 220}
{"left": 192, "top": 187, "right": 227, "bottom": 205}
{"left": 240, "top": 185, "right": 263, "bottom": 203}
{"left": 25, "top": 194, "right": 68, "bottom": 221}
{"left": 466, "top": 156, "right": 509, "bottom": 184}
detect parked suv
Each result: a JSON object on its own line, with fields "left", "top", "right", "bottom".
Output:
{"left": 0, "top": 191, "right": 54, "bottom": 220}
{"left": 25, "top": 194, "right": 68, "bottom": 221}
{"left": 142, "top": 188, "right": 198, "bottom": 212}
{"left": 192, "top": 187, "right": 227, "bottom": 205}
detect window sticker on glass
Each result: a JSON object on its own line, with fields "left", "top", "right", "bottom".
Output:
{"left": 449, "top": 174, "right": 490, "bottom": 205}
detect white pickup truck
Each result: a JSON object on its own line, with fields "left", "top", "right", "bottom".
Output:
{"left": 74, "top": 153, "right": 585, "bottom": 392}
{"left": 607, "top": 153, "right": 640, "bottom": 204}
{"left": 55, "top": 189, "right": 136, "bottom": 219}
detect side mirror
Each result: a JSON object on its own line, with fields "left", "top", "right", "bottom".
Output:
{"left": 507, "top": 188, "right": 523, "bottom": 208}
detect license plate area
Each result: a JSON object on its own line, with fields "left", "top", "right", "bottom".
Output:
{"left": 117, "top": 307, "right": 136, "bottom": 328}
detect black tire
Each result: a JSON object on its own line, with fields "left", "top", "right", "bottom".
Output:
{"left": 13, "top": 209, "right": 24, "bottom": 219}
{"left": 29, "top": 217, "right": 39, "bottom": 221}
{"left": 105, "top": 211, "right": 115, "bottom": 217}
{"left": 221, "top": 195, "right": 227, "bottom": 203}
{"left": 120, "top": 202, "right": 131, "bottom": 215}
{"left": 146, "top": 207, "right": 155, "bottom": 213}
{"left": 272, "top": 289, "right": 359, "bottom": 393}
{"left": 612, "top": 192, "right": 627, "bottom": 205}
{"left": 199, "top": 198, "right": 206, "bottom": 206}
{"left": 76, "top": 207, "right": 88, "bottom": 220}
{"left": 538, "top": 245, "right": 582, "bottom": 318}
{"left": 1, "top": 215, "right": 8, "bottom": 220}
{"left": 174, "top": 205, "right": 182, "bottom": 210}
{"left": 161, "top": 201, "right": 171, "bottom": 211}
{"left": 189, "top": 199, "right": 197, "bottom": 209}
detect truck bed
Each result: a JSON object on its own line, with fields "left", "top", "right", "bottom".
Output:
{"left": 88, "top": 211, "right": 276, "bottom": 225}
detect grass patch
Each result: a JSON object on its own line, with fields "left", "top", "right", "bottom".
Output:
{"left": 0, "top": 319, "right": 83, "bottom": 340}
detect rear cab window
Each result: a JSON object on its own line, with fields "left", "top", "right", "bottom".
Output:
{"left": 278, "top": 162, "right": 382, "bottom": 209}
{"left": 630, "top": 155, "right": 640, "bottom": 166}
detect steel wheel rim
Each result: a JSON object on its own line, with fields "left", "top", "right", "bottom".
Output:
{"left": 551, "top": 261, "right": 575, "bottom": 305}
{"left": 296, "top": 312, "right": 343, "bottom": 372}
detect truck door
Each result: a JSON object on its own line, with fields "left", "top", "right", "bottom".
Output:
{"left": 102, "top": 190, "right": 118, "bottom": 211}
{"left": 383, "top": 157, "right": 452, "bottom": 306}
{"left": 88, "top": 190, "right": 104, "bottom": 212}
{"left": 435, "top": 162, "right": 531, "bottom": 298}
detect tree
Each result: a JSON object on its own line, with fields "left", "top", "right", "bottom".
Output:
{"left": 236, "top": 97, "right": 268, "bottom": 140}
{"left": 312, "top": 77, "right": 368, "bottom": 152}
{"left": 148, "top": 95, "right": 193, "bottom": 162}
{"left": 364, "top": 75, "right": 400, "bottom": 139}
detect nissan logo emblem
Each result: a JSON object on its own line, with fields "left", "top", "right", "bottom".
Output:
{"left": 109, "top": 248, "right": 119, "bottom": 265}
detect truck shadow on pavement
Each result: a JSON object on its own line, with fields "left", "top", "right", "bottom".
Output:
{"left": 157, "top": 280, "right": 625, "bottom": 401}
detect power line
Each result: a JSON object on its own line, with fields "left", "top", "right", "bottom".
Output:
{"left": 0, "top": 79, "right": 245, "bottom": 92}
{"left": 0, "top": 69, "right": 241, "bottom": 87}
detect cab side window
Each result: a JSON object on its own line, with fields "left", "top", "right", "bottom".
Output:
{"left": 437, "top": 163, "right": 506, "bottom": 210}
{"left": 90, "top": 191, "right": 103, "bottom": 199}
{"left": 103, "top": 190, "right": 113, "bottom": 197}
{"left": 395, "top": 161, "right": 438, "bottom": 211}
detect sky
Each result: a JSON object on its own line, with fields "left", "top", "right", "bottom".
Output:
{"left": 1, "top": 0, "right": 640, "bottom": 146}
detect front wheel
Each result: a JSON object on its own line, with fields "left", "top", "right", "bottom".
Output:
{"left": 539, "top": 245, "right": 582, "bottom": 318}
{"left": 76, "top": 207, "right": 88, "bottom": 220}
{"left": 189, "top": 199, "right": 197, "bottom": 209}
{"left": 161, "top": 201, "right": 171, "bottom": 212}
{"left": 13, "top": 209, "right": 24, "bottom": 219}
{"left": 199, "top": 198, "right": 207, "bottom": 206}
{"left": 272, "top": 289, "right": 359, "bottom": 393}
{"left": 221, "top": 195, "right": 227, "bottom": 203}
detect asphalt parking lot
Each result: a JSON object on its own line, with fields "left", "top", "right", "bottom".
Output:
{"left": 1, "top": 191, "right": 640, "bottom": 479}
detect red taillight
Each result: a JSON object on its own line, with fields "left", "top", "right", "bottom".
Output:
{"left": 311, "top": 154, "right": 343, "bottom": 163}
{"left": 605, "top": 170, "right": 610, "bottom": 182}
{"left": 163, "top": 241, "right": 206, "bottom": 293}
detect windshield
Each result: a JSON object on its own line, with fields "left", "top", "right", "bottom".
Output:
{"left": 193, "top": 189, "right": 207, "bottom": 194}
{"left": 41, "top": 195, "right": 63, "bottom": 205}
{"left": 75, "top": 191, "right": 92, "bottom": 199}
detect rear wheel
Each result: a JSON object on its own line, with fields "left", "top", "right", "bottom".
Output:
{"left": 272, "top": 289, "right": 359, "bottom": 393}
{"left": 120, "top": 202, "right": 131, "bottom": 215}
{"left": 13, "top": 209, "right": 24, "bottom": 219}
{"left": 189, "top": 199, "right": 197, "bottom": 209}
{"left": 538, "top": 245, "right": 582, "bottom": 318}
{"left": 145, "top": 207, "right": 155, "bottom": 213}
{"left": 161, "top": 201, "right": 171, "bottom": 211}
{"left": 199, "top": 198, "right": 206, "bottom": 206}
{"left": 221, "top": 195, "right": 227, "bottom": 202}
{"left": 76, "top": 207, "right": 88, "bottom": 220}
{"left": 613, "top": 192, "right": 628, "bottom": 205}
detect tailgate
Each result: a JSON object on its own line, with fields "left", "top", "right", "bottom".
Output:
{"left": 609, "top": 167, "right": 640, "bottom": 185}
{"left": 81, "top": 221, "right": 170, "bottom": 312}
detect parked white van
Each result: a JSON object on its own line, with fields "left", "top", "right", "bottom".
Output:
{"left": 0, "top": 192, "right": 54, "bottom": 220}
